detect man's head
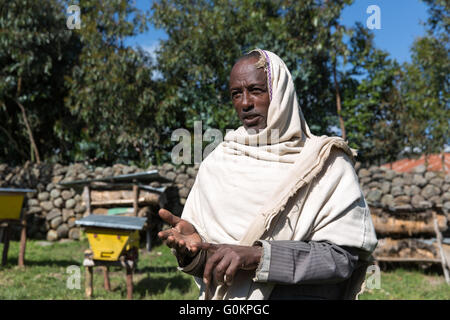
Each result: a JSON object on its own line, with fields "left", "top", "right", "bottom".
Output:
{"left": 229, "top": 51, "right": 270, "bottom": 132}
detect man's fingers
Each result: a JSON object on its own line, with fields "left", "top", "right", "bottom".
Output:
{"left": 224, "top": 259, "right": 241, "bottom": 286}
{"left": 203, "top": 251, "right": 223, "bottom": 285}
{"left": 158, "top": 208, "right": 181, "bottom": 227}
{"left": 192, "top": 242, "right": 218, "bottom": 252}
{"left": 213, "top": 256, "right": 232, "bottom": 285}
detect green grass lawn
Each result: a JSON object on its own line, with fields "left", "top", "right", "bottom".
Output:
{"left": 0, "top": 239, "right": 448, "bottom": 300}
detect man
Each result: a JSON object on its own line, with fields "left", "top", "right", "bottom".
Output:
{"left": 158, "top": 49, "right": 378, "bottom": 300}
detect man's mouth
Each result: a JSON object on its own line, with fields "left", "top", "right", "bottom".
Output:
{"left": 243, "top": 114, "right": 261, "bottom": 127}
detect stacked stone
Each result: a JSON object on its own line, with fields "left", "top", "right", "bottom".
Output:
{"left": 2, "top": 159, "right": 447, "bottom": 242}
{"left": 356, "top": 164, "right": 450, "bottom": 214}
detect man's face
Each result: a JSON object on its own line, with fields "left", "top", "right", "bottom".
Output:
{"left": 229, "top": 57, "right": 270, "bottom": 132}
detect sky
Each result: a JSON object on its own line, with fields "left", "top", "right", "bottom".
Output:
{"left": 126, "top": 0, "right": 430, "bottom": 65}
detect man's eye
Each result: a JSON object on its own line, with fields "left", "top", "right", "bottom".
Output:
{"left": 232, "top": 92, "right": 241, "bottom": 98}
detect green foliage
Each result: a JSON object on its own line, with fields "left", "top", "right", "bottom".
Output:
{"left": 0, "top": 0, "right": 448, "bottom": 166}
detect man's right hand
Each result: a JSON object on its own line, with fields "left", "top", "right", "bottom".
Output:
{"left": 157, "top": 208, "right": 202, "bottom": 258}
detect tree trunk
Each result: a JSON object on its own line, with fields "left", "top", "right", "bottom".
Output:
{"left": 333, "top": 61, "right": 346, "bottom": 141}
{"left": 15, "top": 77, "right": 41, "bottom": 163}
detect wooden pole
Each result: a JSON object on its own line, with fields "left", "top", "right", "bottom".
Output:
{"left": 103, "top": 266, "right": 111, "bottom": 291}
{"left": 83, "top": 185, "right": 91, "bottom": 216}
{"left": 432, "top": 211, "right": 450, "bottom": 284}
{"left": 1, "top": 225, "right": 10, "bottom": 266}
{"left": 18, "top": 218, "right": 27, "bottom": 267}
{"left": 85, "top": 266, "right": 94, "bottom": 298}
{"left": 126, "top": 263, "right": 133, "bottom": 300}
{"left": 133, "top": 184, "right": 139, "bottom": 217}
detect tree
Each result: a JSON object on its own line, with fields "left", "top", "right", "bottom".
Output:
{"left": 0, "top": 0, "right": 81, "bottom": 164}
{"left": 151, "top": 0, "right": 355, "bottom": 144}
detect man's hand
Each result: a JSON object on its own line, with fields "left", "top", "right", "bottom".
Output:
{"left": 191, "top": 243, "right": 263, "bottom": 287}
{"left": 157, "top": 208, "right": 202, "bottom": 258}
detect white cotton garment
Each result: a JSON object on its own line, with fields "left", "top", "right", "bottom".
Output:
{"left": 180, "top": 49, "right": 378, "bottom": 300}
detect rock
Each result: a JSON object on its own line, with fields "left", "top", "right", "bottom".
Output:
{"left": 46, "top": 230, "right": 58, "bottom": 241}
{"left": 394, "top": 204, "right": 412, "bottom": 211}
{"left": 56, "top": 224, "right": 69, "bottom": 238}
{"left": 53, "top": 197, "right": 64, "bottom": 208}
{"left": 46, "top": 208, "right": 62, "bottom": 221}
{"left": 443, "top": 192, "right": 450, "bottom": 202}
{"left": 67, "top": 217, "right": 77, "bottom": 228}
{"left": 368, "top": 181, "right": 381, "bottom": 189}
{"left": 424, "top": 171, "right": 436, "bottom": 180}
{"left": 366, "top": 189, "right": 382, "bottom": 203}
{"left": 383, "top": 169, "right": 397, "bottom": 181}
{"left": 180, "top": 198, "right": 186, "bottom": 205}
{"left": 179, "top": 187, "right": 191, "bottom": 198}
{"left": 164, "top": 171, "right": 177, "bottom": 181}
{"left": 186, "top": 178, "right": 195, "bottom": 189}
{"left": 358, "top": 169, "right": 371, "bottom": 179}
{"left": 163, "top": 163, "right": 175, "bottom": 171}
{"left": 443, "top": 184, "right": 450, "bottom": 192}
{"left": 62, "top": 209, "right": 75, "bottom": 222}
{"left": 50, "top": 189, "right": 61, "bottom": 199}
{"left": 61, "top": 190, "right": 73, "bottom": 200}
{"left": 381, "top": 194, "right": 395, "bottom": 207}
{"left": 27, "top": 206, "right": 42, "bottom": 214}
{"left": 38, "top": 192, "right": 50, "bottom": 201}
{"left": 411, "top": 194, "right": 425, "bottom": 208}
{"left": 429, "top": 177, "right": 444, "bottom": 188}
{"left": 51, "top": 175, "right": 64, "bottom": 184}
{"left": 150, "top": 181, "right": 161, "bottom": 188}
{"left": 410, "top": 185, "right": 421, "bottom": 196}
{"left": 40, "top": 201, "right": 54, "bottom": 212}
{"left": 372, "top": 173, "right": 384, "bottom": 180}
{"left": 418, "top": 201, "right": 432, "bottom": 209}
{"left": 392, "top": 177, "right": 404, "bottom": 187}
{"left": 402, "top": 172, "right": 413, "bottom": 185}
{"left": 176, "top": 165, "right": 186, "bottom": 174}
{"left": 381, "top": 181, "right": 391, "bottom": 194}
{"left": 27, "top": 199, "right": 40, "bottom": 207}
{"left": 421, "top": 184, "right": 441, "bottom": 199}
{"left": 443, "top": 201, "right": 450, "bottom": 213}
{"left": 46, "top": 183, "right": 55, "bottom": 192}
{"left": 68, "top": 228, "right": 80, "bottom": 240}
{"left": 394, "top": 195, "right": 410, "bottom": 205}
{"left": 102, "top": 167, "right": 113, "bottom": 177}
{"left": 391, "top": 186, "right": 404, "bottom": 197}
{"left": 50, "top": 216, "right": 63, "bottom": 229}
{"left": 429, "top": 195, "right": 442, "bottom": 206}
{"left": 186, "top": 167, "right": 198, "bottom": 178}
{"left": 175, "top": 173, "right": 189, "bottom": 184}
{"left": 413, "top": 174, "right": 427, "bottom": 187}
{"left": 65, "top": 199, "right": 76, "bottom": 209}
{"left": 74, "top": 203, "right": 86, "bottom": 214}
{"left": 359, "top": 177, "right": 371, "bottom": 185}
{"left": 368, "top": 166, "right": 381, "bottom": 174}
{"left": 413, "top": 165, "right": 426, "bottom": 174}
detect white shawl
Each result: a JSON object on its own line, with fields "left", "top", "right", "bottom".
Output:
{"left": 181, "top": 49, "right": 378, "bottom": 300}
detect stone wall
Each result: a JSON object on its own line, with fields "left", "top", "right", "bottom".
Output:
{"left": 0, "top": 161, "right": 448, "bottom": 242}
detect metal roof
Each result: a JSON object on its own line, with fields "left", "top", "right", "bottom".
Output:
{"left": 0, "top": 188, "right": 36, "bottom": 194}
{"left": 58, "top": 170, "right": 169, "bottom": 187}
{"left": 75, "top": 215, "right": 147, "bottom": 230}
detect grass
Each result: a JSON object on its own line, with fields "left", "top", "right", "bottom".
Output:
{"left": 1, "top": 239, "right": 449, "bottom": 300}
{"left": 0, "top": 239, "right": 199, "bottom": 300}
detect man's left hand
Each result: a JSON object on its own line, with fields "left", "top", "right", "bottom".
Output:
{"left": 191, "top": 243, "right": 263, "bottom": 286}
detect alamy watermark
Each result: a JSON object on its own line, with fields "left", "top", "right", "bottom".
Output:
{"left": 366, "top": 5, "right": 381, "bottom": 30}
{"left": 66, "top": 5, "right": 81, "bottom": 30}
{"left": 66, "top": 265, "right": 81, "bottom": 290}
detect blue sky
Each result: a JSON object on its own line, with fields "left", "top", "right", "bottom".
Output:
{"left": 126, "top": 0, "right": 430, "bottom": 65}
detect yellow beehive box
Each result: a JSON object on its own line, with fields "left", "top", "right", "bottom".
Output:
{"left": 85, "top": 228, "right": 139, "bottom": 261}
{"left": 0, "top": 188, "right": 35, "bottom": 220}
{"left": 76, "top": 215, "right": 146, "bottom": 261}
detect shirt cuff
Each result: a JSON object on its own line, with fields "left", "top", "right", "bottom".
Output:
{"left": 253, "top": 240, "right": 271, "bottom": 282}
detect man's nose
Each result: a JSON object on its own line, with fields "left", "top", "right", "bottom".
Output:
{"left": 241, "top": 91, "right": 253, "bottom": 111}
